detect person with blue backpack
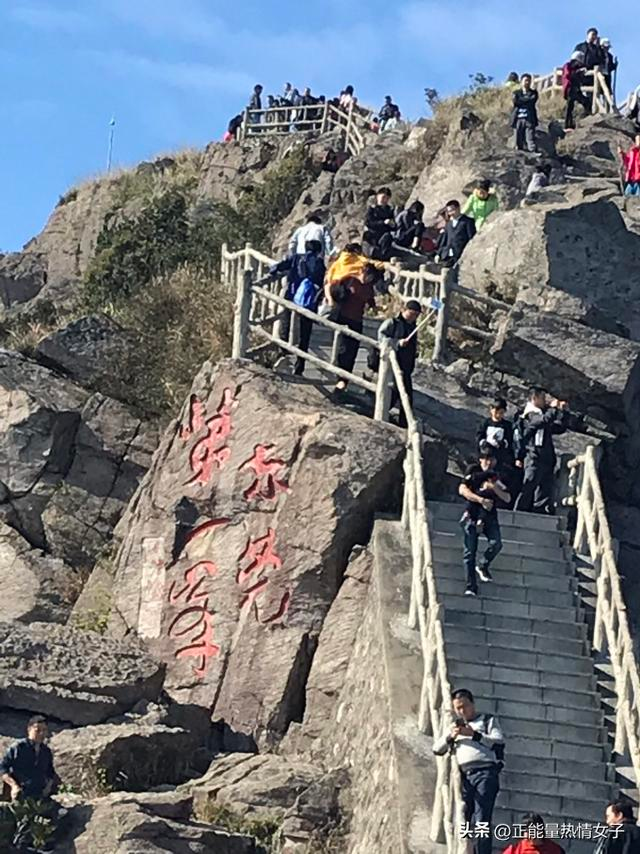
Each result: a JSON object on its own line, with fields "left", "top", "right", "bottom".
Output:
{"left": 269, "top": 240, "right": 326, "bottom": 376}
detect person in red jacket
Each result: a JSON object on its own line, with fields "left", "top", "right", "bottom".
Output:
{"left": 562, "top": 52, "right": 591, "bottom": 130}
{"left": 618, "top": 135, "right": 640, "bottom": 196}
{"left": 502, "top": 813, "right": 565, "bottom": 854}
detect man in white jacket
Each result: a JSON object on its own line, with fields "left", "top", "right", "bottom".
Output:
{"left": 288, "top": 213, "right": 334, "bottom": 259}
{"left": 433, "top": 688, "right": 504, "bottom": 854}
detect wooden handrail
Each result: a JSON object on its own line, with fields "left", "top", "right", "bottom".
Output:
{"left": 532, "top": 65, "right": 615, "bottom": 113}
{"left": 569, "top": 445, "right": 640, "bottom": 792}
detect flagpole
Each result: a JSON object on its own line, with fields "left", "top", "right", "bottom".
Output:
{"left": 106, "top": 117, "right": 116, "bottom": 173}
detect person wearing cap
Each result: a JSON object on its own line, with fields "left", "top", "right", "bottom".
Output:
{"left": 510, "top": 73, "right": 539, "bottom": 153}
{"left": 574, "top": 27, "right": 604, "bottom": 71}
{"left": 458, "top": 447, "right": 510, "bottom": 595}
{"left": 462, "top": 179, "right": 500, "bottom": 229}
{"left": 562, "top": 52, "right": 590, "bottom": 131}
{"left": 377, "top": 299, "right": 422, "bottom": 427}
{"left": 600, "top": 39, "right": 618, "bottom": 102}
{"left": 379, "top": 95, "right": 401, "bottom": 132}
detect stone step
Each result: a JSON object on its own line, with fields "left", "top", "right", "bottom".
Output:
{"left": 443, "top": 623, "right": 586, "bottom": 657}
{"left": 434, "top": 547, "right": 569, "bottom": 575}
{"left": 504, "top": 734, "right": 606, "bottom": 764}
{"left": 433, "top": 531, "right": 569, "bottom": 562}
{"left": 475, "top": 695, "right": 603, "bottom": 726}
{"left": 436, "top": 563, "right": 573, "bottom": 591}
{"left": 429, "top": 501, "right": 565, "bottom": 532}
{"left": 455, "top": 675, "right": 603, "bottom": 713}
{"left": 445, "top": 608, "right": 587, "bottom": 640}
{"left": 449, "top": 659, "right": 595, "bottom": 694}
{"left": 501, "top": 770, "right": 613, "bottom": 802}
{"left": 436, "top": 575, "right": 576, "bottom": 608}
{"left": 499, "top": 787, "right": 604, "bottom": 822}
{"left": 489, "top": 713, "right": 604, "bottom": 746}
{"left": 442, "top": 592, "right": 579, "bottom": 624}
{"left": 447, "top": 642, "right": 594, "bottom": 676}
{"left": 431, "top": 516, "right": 567, "bottom": 548}
{"left": 505, "top": 753, "right": 613, "bottom": 782}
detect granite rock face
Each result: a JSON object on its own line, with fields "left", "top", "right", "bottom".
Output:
{"left": 110, "top": 359, "right": 404, "bottom": 745}
{"left": 0, "top": 621, "right": 164, "bottom": 724}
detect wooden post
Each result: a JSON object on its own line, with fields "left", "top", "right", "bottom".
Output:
{"left": 432, "top": 267, "right": 453, "bottom": 364}
{"left": 240, "top": 108, "right": 249, "bottom": 141}
{"left": 345, "top": 103, "right": 353, "bottom": 155}
{"left": 374, "top": 342, "right": 393, "bottom": 422}
{"left": 232, "top": 269, "right": 252, "bottom": 359}
{"left": 592, "top": 67, "right": 600, "bottom": 114}
{"left": 320, "top": 101, "right": 329, "bottom": 134}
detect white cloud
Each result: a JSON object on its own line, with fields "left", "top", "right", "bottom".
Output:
{"left": 10, "top": 4, "right": 92, "bottom": 32}
{"left": 86, "top": 50, "right": 255, "bottom": 95}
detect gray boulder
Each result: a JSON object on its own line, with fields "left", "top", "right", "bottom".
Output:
{"left": 0, "top": 252, "right": 48, "bottom": 312}
{"left": 491, "top": 305, "right": 640, "bottom": 429}
{"left": 0, "top": 621, "right": 164, "bottom": 724}
{"left": 35, "top": 314, "right": 131, "bottom": 388}
{"left": 458, "top": 197, "right": 640, "bottom": 338}
{"left": 0, "top": 523, "right": 80, "bottom": 623}
{"left": 110, "top": 359, "right": 404, "bottom": 745}
{"left": 57, "top": 790, "right": 258, "bottom": 854}
{"left": 51, "top": 720, "right": 197, "bottom": 795}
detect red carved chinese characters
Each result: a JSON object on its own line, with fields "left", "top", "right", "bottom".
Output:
{"left": 180, "top": 389, "right": 236, "bottom": 486}
{"left": 166, "top": 519, "right": 227, "bottom": 680}
{"left": 240, "top": 444, "right": 290, "bottom": 501}
{"left": 237, "top": 528, "right": 290, "bottom": 625}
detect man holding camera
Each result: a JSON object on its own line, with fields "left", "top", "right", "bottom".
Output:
{"left": 433, "top": 688, "right": 505, "bottom": 854}
{"left": 514, "top": 387, "right": 572, "bottom": 515}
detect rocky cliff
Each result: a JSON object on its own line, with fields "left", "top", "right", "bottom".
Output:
{"left": 2, "top": 85, "right": 640, "bottom": 851}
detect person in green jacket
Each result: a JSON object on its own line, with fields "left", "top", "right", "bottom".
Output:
{"left": 462, "top": 179, "right": 499, "bottom": 229}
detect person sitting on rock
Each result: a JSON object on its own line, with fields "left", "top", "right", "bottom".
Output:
{"left": 462, "top": 180, "right": 499, "bottom": 230}
{"left": 574, "top": 27, "right": 604, "bottom": 72}
{"left": 618, "top": 136, "right": 640, "bottom": 196}
{"left": 458, "top": 447, "right": 510, "bottom": 593}
{"left": 395, "top": 201, "right": 426, "bottom": 250}
{"left": 436, "top": 199, "right": 477, "bottom": 268}
{"left": 1, "top": 715, "right": 62, "bottom": 850}
{"left": 511, "top": 73, "right": 539, "bottom": 153}
{"left": 526, "top": 162, "right": 552, "bottom": 196}
{"left": 514, "top": 387, "right": 571, "bottom": 515}
{"left": 363, "top": 187, "right": 396, "bottom": 261}
{"left": 562, "top": 52, "right": 591, "bottom": 131}
{"left": 379, "top": 96, "right": 401, "bottom": 132}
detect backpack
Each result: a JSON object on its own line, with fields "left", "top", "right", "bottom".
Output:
{"left": 293, "top": 278, "right": 320, "bottom": 310}
{"left": 482, "top": 714, "right": 505, "bottom": 769}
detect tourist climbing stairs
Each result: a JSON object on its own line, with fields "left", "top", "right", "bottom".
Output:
{"left": 428, "top": 500, "right": 623, "bottom": 851}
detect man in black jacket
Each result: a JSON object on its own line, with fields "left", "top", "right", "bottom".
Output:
{"left": 363, "top": 187, "right": 396, "bottom": 260}
{"left": 476, "top": 397, "right": 519, "bottom": 504}
{"left": 511, "top": 74, "right": 539, "bottom": 152}
{"left": 378, "top": 299, "right": 421, "bottom": 427}
{"left": 594, "top": 800, "right": 640, "bottom": 854}
{"left": 514, "top": 387, "right": 570, "bottom": 515}
{"left": 575, "top": 28, "right": 604, "bottom": 71}
{"left": 436, "top": 200, "right": 477, "bottom": 268}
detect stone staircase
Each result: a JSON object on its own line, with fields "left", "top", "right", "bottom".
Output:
{"left": 428, "top": 501, "right": 618, "bottom": 850}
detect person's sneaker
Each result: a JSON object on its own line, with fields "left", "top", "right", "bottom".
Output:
{"left": 476, "top": 565, "right": 493, "bottom": 583}
{"left": 464, "top": 587, "right": 477, "bottom": 597}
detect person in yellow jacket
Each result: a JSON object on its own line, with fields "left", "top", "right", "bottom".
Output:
{"left": 462, "top": 179, "right": 499, "bottom": 230}
{"left": 324, "top": 243, "right": 387, "bottom": 393}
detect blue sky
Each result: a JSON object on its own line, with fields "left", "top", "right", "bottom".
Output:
{"left": 1, "top": 1, "right": 636, "bottom": 251}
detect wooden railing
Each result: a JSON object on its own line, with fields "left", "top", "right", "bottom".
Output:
{"left": 223, "top": 242, "right": 465, "bottom": 850}
{"left": 239, "top": 101, "right": 370, "bottom": 156}
{"left": 567, "top": 446, "right": 640, "bottom": 792}
{"left": 532, "top": 65, "right": 615, "bottom": 113}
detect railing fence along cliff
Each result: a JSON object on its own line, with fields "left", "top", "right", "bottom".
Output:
{"left": 532, "top": 65, "right": 615, "bottom": 113}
